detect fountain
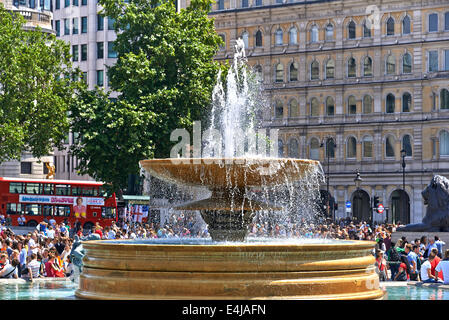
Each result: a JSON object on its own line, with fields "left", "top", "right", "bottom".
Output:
{"left": 75, "top": 40, "right": 384, "bottom": 300}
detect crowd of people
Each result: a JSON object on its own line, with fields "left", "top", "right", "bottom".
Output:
{"left": 0, "top": 214, "right": 448, "bottom": 286}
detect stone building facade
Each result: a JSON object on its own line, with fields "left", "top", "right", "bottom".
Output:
{"left": 191, "top": 0, "right": 449, "bottom": 224}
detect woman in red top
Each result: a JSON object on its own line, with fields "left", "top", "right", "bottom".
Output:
{"left": 394, "top": 256, "right": 409, "bottom": 281}
{"left": 45, "top": 253, "right": 64, "bottom": 278}
{"left": 430, "top": 248, "right": 444, "bottom": 281}
{"left": 375, "top": 251, "right": 387, "bottom": 281}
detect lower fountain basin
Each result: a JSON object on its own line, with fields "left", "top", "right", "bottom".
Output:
{"left": 75, "top": 238, "right": 384, "bottom": 300}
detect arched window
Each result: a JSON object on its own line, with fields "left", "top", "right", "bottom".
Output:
{"left": 386, "top": 17, "right": 395, "bottom": 36}
{"left": 242, "top": 31, "right": 249, "bottom": 48}
{"left": 348, "top": 96, "right": 357, "bottom": 114}
{"left": 310, "top": 25, "right": 318, "bottom": 43}
{"left": 440, "top": 130, "right": 449, "bottom": 156}
{"left": 386, "top": 54, "right": 396, "bottom": 75}
{"left": 288, "top": 138, "right": 299, "bottom": 158}
{"left": 325, "top": 59, "right": 335, "bottom": 79}
{"left": 385, "top": 135, "right": 395, "bottom": 157}
{"left": 402, "top": 53, "right": 412, "bottom": 74}
{"left": 326, "top": 96, "right": 335, "bottom": 116}
{"left": 278, "top": 139, "right": 284, "bottom": 158}
{"left": 363, "top": 95, "right": 373, "bottom": 114}
{"left": 402, "top": 134, "right": 412, "bottom": 156}
{"left": 441, "top": 89, "right": 449, "bottom": 109}
{"left": 326, "top": 138, "right": 336, "bottom": 158}
{"left": 429, "top": 13, "right": 438, "bottom": 32}
{"left": 310, "top": 60, "right": 320, "bottom": 80}
{"left": 255, "top": 30, "right": 263, "bottom": 47}
{"left": 362, "top": 136, "right": 373, "bottom": 158}
{"left": 363, "top": 20, "right": 372, "bottom": 38}
{"left": 348, "top": 20, "right": 356, "bottom": 39}
{"left": 310, "top": 97, "right": 320, "bottom": 116}
{"left": 347, "top": 57, "right": 356, "bottom": 78}
{"left": 274, "top": 100, "right": 283, "bottom": 118}
{"left": 275, "top": 28, "right": 283, "bottom": 46}
{"left": 363, "top": 56, "right": 373, "bottom": 76}
{"left": 386, "top": 94, "right": 395, "bottom": 113}
{"left": 325, "top": 23, "right": 334, "bottom": 41}
{"left": 289, "top": 62, "right": 298, "bottom": 81}
{"left": 218, "top": 34, "right": 226, "bottom": 50}
{"left": 289, "top": 27, "right": 298, "bottom": 45}
{"left": 275, "top": 63, "right": 284, "bottom": 82}
{"left": 402, "top": 92, "right": 412, "bottom": 112}
{"left": 346, "top": 137, "right": 357, "bottom": 158}
{"left": 402, "top": 16, "right": 411, "bottom": 34}
{"left": 289, "top": 99, "right": 299, "bottom": 118}
{"left": 253, "top": 65, "right": 263, "bottom": 81}
{"left": 310, "top": 138, "right": 320, "bottom": 160}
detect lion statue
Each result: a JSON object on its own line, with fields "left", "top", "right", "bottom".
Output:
{"left": 397, "top": 175, "right": 449, "bottom": 232}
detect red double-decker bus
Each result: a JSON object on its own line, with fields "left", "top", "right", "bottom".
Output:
{"left": 0, "top": 177, "right": 117, "bottom": 230}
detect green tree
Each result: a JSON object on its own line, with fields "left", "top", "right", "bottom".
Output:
{"left": 0, "top": 5, "right": 81, "bottom": 163}
{"left": 70, "top": 0, "right": 223, "bottom": 192}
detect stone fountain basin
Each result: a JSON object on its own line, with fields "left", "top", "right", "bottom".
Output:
{"left": 139, "top": 158, "right": 319, "bottom": 189}
{"left": 75, "top": 238, "right": 384, "bottom": 300}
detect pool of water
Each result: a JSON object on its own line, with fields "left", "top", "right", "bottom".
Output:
{"left": 0, "top": 281, "right": 77, "bottom": 300}
{"left": 383, "top": 285, "right": 449, "bottom": 300}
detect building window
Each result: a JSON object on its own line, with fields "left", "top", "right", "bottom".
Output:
{"left": 64, "top": 18, "right": 70, "bottom": 35}
{"left": 72, "top": 45, "right": 78, "bottom": 61}
{"left": 429, "top": 50, "right": 439, "bottom": 72}
{"left": 289, "top": 99, "right": 299, "bottom": 117}
{"left": 363, "top": 136, "right": 373, "bottom": 158}
{"left": 274, "top": 100, "right": 283, "bottom": 119}
{"left": 20, "top": 162, "right": 32, "bottom": 174}
{"left": 386, "top": 54, "right": 396, "bottom": 75}
{"left": 218, "top": 34, "right": 225, "bottom": 50}
{"left": 241, "top": 0, "right": 248, "bottom": 8}
{"left": 402, "top": 53, "right": 412, "bottom": 73}
{"left": 82, "top": 72, "right": 88, "bottom": 84}
{"left": 242, "top": 31, "right": 249, "bottom": 48}
{"left": 347, "top": 57, "right": 356, "bottom": 78}
{"left": 363, "top": 56, "right": 372, "bottom": 76}
{"left": 55, "top": 20, "right": 60, "bottom": 36}
{"left": 108, "top": 17, "right": 115, "bottom": 30}
{"left": 64, "top": 0, "right": 69, "bottom": 7}
{"left": 310, "top": 60, "right": 319, "bottom": 80}
{"left": 97, "top": 42, "right": 104, "bottom": 59}
{"left": 440, "top": 130, "right": 449, "bottom": 156}
{"left": 402, "top": 16, "right": 411, "bottom": 35}
{"left": 348, "top": 96, "right": 357, "bottom": 114}
{"left": 81, "top": 17, "right": 88, "bottom": 33}
{"left": 217, "top": 0, "right": 224, "bottom": 10}
{"left": 326, "top": 97, "right": 335, "bottom": 116}
{"left": 444, "top": 50, "right": 449, "bottom": 71}
{"left": 363, "top": 20, "right": 371, "bottom": 38}
{"left": 386, "top": 17, "right": 395, "bottom": 36}
{"left": 445, "top": 12, "right": 449, "bottom": 30}
{"left": 310, "top": 138, "right": 320, "bottom": 160}
{"left": 108, "top": 41, "right": 117, "bottom": 58}
{"left": 385, "top": 136, "right": 395, "bottom": 157}
{"left": 96, "top": 70, "right": 104, "bottom": 87}
{"left": 81, "top": 44, "right": 87, "bottom": 61}
{"left": 325, "top": 23, "right": 333, "bottom": 41}
{"left": 73, "top": 0, "right": 78, "bottom": 5}
{"left": 289, "top": 62, "right": 298, "bottom": 81}
{"left": 310, "top": 25, "right": 318, "bottom": 43}
{"left": 363, "top": 95, "right": 373, "bottom": 114}
{"left": 72, "top": 17, "right": 78, "bottom": 34}
{"left": 326, "top": 59, "right": 335, "bottom": 79}
{"left": 429, "top": 13, "right": 438, "bottom": 32}
{"left": 326, "top": 138, "right": 335, "bottom": 158}
{"left": 97, "top": 14, "right": 104, "bottom": 31}
{"left": 402, "top": 135, "right": 412, "bottom": 156}
{"left": 275, "top": 28, "right": 283, "bottom": 46}
{"left": 253, "top": 65, "right": 262, "bottom": 81}
{"left": 346, "top": 137, "right": 357, "bottom": 158}
{"left": 310, "top": 98, "right": 319, "bottom": 116}
{"left": 55, "top": 0, "right": 60, "bottom": 9}
{"left": 289, "top": 27, "right": 298, "bottom": 45}
{"left": 386, "top": 94, "right": 395, "bottom": 113}
{"left": 255, "top": 30, "right": 263, "bottom": 47}
{"left": 402, "top": 92, "right": 412, "bottom": 112}
{"left": 278, "top": 140, "right": 284, "bottom": 158}
{"left": 81, "top": 0, "right": 86, "bottom": 5}
{"left": 441, "top": 89, "right": 449, "bottom": 109}
{"left": 275, "top": 63, "right": 284, "bottom": 83}
{"left": 348, "top": 21, "right": 356, "bottom": 39}
{"left": 288, "top": 139, "right": 299, "bottom": 158}
{"left": 255, "top": 0, "right": 262, "bottom": 6}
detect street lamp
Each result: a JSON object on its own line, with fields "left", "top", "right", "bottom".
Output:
{"left": 67, "top": 151, "right": 72, "bottom": 180}
{"left": 400, "top": 148, "right": 406, "bottom": 223}
{"left": 320, "top": 137, "right": 336, "bottom": 221}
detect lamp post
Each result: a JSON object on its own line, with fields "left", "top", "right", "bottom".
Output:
{"left": 67, "top": 151, "right": 72, "bottom": 180}
{"left": 354, "top": 169, "right": 363, "bottom": 222}
{"left": 320, "top": 138, "right": 336, "bottom": 221}
{"left": 401, "top": 148, "right": 406, "bottom": 223}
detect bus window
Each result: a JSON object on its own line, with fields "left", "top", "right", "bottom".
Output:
{"left": 83, "top": 186, "right": 95, "bottom": 196}
{"left": 72, "top": 186, "right": 83, "bottom": 196}
{"left": 55, "top": 184, "right": 70, "bottom": 196}
{"left": 40, "top": 184, "right": 54, "bottom": 195}
{"left": 55, "top": 205, "right": 71, "bottom": 217}
{"left": 6, "top": 203, "right": 21, "bottom": 215}
{"left": 26, "top": 183, "right": 40, "bottom": 194}
{"left": 9, "top": 182, "right": 24, "bottom": 194}
{"left": 99, "top": 187, "right": 108, "bottom": 197}
{"left": 101, "top": 207, "right": 116, "bottom": 219}
{"left": 25, "top": 204, "right": 39, "bottom": 215}
{"left": 42, "top": 205, "right": 53, "bottom": 216}
{"left": 93, "top": 187, "right": 100, "bottom": 197}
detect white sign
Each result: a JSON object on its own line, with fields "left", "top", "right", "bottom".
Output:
{"left": 19, "top": 195, "right": 104, "bottom": 206}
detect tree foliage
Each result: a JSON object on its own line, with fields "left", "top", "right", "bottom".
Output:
{"left": 0, "top": 5, "right": 81, "bottom": 162}
{"left": 70, "top": 0, "right": 223, "bottom": 192}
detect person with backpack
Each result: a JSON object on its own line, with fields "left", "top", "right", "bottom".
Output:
{"left": 387, "top": 241, "right": 401, "bottom": 280}
{"left": 394, "top": 255, "right": 409, "bottom": 281}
